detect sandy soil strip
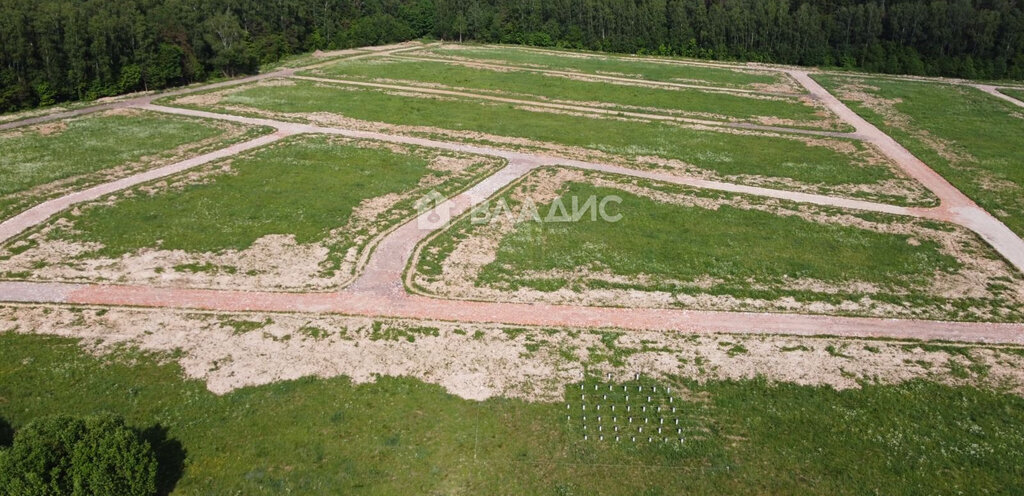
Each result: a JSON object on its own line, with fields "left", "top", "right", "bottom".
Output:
{"left": 3, "top": 304, "right": 1024, "bottom": 401}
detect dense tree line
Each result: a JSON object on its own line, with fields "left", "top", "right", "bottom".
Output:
{"left": 2, "top": 0, "right": 1022, "bottom": 112}
{"left": 434, "top": 0, "right": 1024, "bottom": 79}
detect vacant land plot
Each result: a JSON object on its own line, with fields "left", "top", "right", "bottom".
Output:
{"left": 4, "top": 41, "right": 1024, "bottom": 496}
{"left": 2, "top": 319, "right": 1024, "bottom": 494}
{"left": 8, "top": 304, "right": 1024, "bottom": 401}
{"left": 302, "top": 57, "right": 845, "bottom": 130}
{"left": 0, "top": 135, "right": 504, "bottom": 290}
{"left": 0, "top": 109, "right": 264, "bottom": 221}
{"left": 420, "top": 44, "right": 801, "bottom": 93}
{"left": 999, "top": 87, "right": 1024, "bottom": 101}
{"left": 412, "top": 168, "right": 1024, "bottom": 322}
{"left": 815, "top": 75, "right": 1024, "bottom": 236}
{"left": 169, "top": 79, "right": 934, "bottom": 205}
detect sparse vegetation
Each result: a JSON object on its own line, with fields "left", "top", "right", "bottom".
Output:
{"left": 221, "top": 318, "right": 272, "bottom": 335}
{"left": 781, "top": 345, "right": 812, "bottom": 352}
{"left": 368, "top": 321, "right": 440, "bottom": 342}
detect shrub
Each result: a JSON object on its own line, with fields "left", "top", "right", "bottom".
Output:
{"left": 0, "top": 414, "right": 157, "bottom": 496}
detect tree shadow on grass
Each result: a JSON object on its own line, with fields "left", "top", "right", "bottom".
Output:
{"left": 0, "top": 416, "right": 12, "bottom": 447}
{"left": 141, "top": 423, "right": 187, "bottom": 496}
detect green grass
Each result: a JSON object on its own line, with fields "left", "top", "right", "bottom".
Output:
{"left": 814, "top": 75, "right": 1024, "bottom": 236}
{"left": 999, "top": 87, "right": 1024, "bottom": 101}
{"left": 306, "top": 58, "right": 837, "bottom": 129}
{"left": 220, "top": 318, "right": 272, "bottom": 335}
{"left": 40, "top": 135, "right": 500, "bottom": 279}
{"left": 416, "top": 175, "right": 1022, "bottom": 321}
{"left": 423, "top": 44, "right": 789, "bottom": 90}
{"left": 0, "top": 111, "right": 245, "bottom": 220}
{"left": 3, "top": 331, "right": 1024, "bottom": 493}
{"left": 187, "top": 79, "right": 915, "bottom": 201}
{"left": 56, "top": 136, "right": 429, "bottom": 257}
{"left": 479, "top": 182, "right": 954, "bottom": 285}
{"left": 368, "top": 321, "right": 441, "bottom": 342}
{"left": 781, "top": 345, "right": 812, "bottom": 352}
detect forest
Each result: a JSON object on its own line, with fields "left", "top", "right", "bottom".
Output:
{"left": 1, "top": 0, "right": 1023, "bottom": 112}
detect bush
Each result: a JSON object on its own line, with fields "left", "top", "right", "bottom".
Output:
{"left": 0, "top": 414, "right": 157, "bottom": 496}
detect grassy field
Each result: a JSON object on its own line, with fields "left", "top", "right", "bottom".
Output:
{"left": 62, "top": 136, "right": 427, "bottom": 255}
{"left": 175, "top": 79, "right": 928, "bottom": 205}
{"left": 39, "top": 135, "right": 499, "bottom": 277}
{"left": 998, "top": 87, "right": 1024, "bottom": 101}
{"left": 814, "top": 75, "right": 1024, "bottom": 236}
{"left": 415, "top": 172, "right": 1022, "bottom": 321}
{"left": 1, "top": 331, "right": 1023, "bottom": 494}
{"left": 304, "top": 58, "right": 840, "bottom": 129}
{"left": 421, "top": 44, "right": 792, "bottom": 91}
{"left": 0, "top": 110, "right": 259, "bottom": 221}
{"left": 479, "top": 183, "right": 956, "bottom": 285}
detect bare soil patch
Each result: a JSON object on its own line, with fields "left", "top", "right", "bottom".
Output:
{"left": 3, "top": 304, "right": 1023, "bottom": 401}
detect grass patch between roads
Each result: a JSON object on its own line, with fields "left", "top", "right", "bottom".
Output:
{"left": 1, "top": 331, "right": 1023, "bottom": 494}
{"left": 179, "top": 79, "right": 923, "bottom": 204}
{"left": 0, "top": 110, "right": 259, "bottom": 221}
{"left": 421, "top": 44, "right": 790, "bottom": 91}
{"left": 479, "top": 183, "right": 956, "bottom": 287}
{"left": 64, "top": 136, "right": 426, "bottom": 254}
{"left": 414, "top": 171, "right": 1021, "bottom": 322}
{"left": 815, "top": 74, "right": 1024, "bottom": 237}
{"left": 44, "top": 135, "right": 499, "bottom": 277}
{"left": 999, "top": 87, "right": 1024, "bottom": 101}
{"left": 305, "top": 57, "right": 838, "bottom": 129}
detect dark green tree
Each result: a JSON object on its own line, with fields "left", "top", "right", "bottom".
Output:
{"left": 0, "top": 414, "right": 158, "bottom": 496}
